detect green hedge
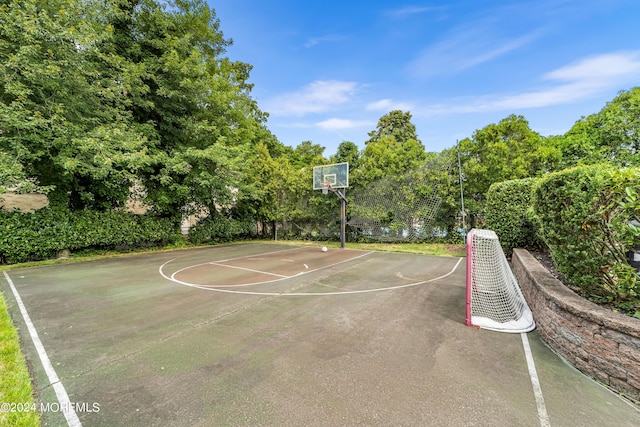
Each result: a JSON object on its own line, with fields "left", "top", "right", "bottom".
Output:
{"left": 533, "top": 165, "right": 640, "bottom": 307}
{"left": 486, "top": 178, "right": 542, "bottom": 256}
{"left": 188, "top": 215, "right": 256, "bottom": 245}
{"left": 0, "top": 208, "right": 180, "bottom": 264}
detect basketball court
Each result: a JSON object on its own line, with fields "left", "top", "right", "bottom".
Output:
{"left": 2, "top": 242, "right": 639, "bottom": 426}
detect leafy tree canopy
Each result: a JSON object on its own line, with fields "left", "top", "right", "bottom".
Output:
{"left": 559, "top": 87, "right": 640, "bottom": 168}
{"left": 289, "top": 141, "right": 326, "bottom": 170}
{"left": 0, "top": 0, "right": 149, "bottom": 209}
{"left": 0, "top": 0, "right": 273, "bottom": 216}
{"left": 356, "top": 110, "right": 427, "bottom": 186}
{"left": 457, "top": 114, "right": 544, "bottom": 223}
{"left": 365, "top": 110, "right": 420, "bottom": 146}
{"left": 331, "top": 141, "right": 360, "bottom": 169}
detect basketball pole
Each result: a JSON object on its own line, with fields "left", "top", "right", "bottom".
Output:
{"left": 339, "top": 189, "right": 346, "bottom": 249}
{"left": 329, "top": 187, "right": 347, "bottom": 249}
{"left": 327, "top": 186, "right": 346, "bottom": 248}
{"left": 313, "top": 162, "right": 349, "bottom": 249}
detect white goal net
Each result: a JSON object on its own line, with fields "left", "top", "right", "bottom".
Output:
{"left": 466, "top": 229, "right": 535, "bottom": 333}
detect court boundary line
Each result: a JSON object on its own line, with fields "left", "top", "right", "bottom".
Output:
{"left": 521, "top": 332, "right": 551, "bottom": 427}
{"left": 160, "top": 254, "right": 463, "bottom": 296}
{"left": 2, "top": 271, "right": 82, "bottom": 427}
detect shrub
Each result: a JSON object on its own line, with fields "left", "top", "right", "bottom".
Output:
{"left": 188, "top": 214, "right": 255, "bottom": 245}
{"left": 597, "top": 169, "right": 640, "bottom": 306}
{"left": 67, "top": 210, "right": 178, "bottom": 250}
{"left": 0, "top": 209, "right": 69, "bottom": 263}
{"left": 0, "top": 208, "right": 180, "bottom": 264}
{"left": 486, "top": 178, "right": 542, "bottom": 256}
{"left": 533, "top": 165, "right": 640, "bottom": 307}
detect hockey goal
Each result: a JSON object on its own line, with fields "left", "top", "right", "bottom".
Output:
{"left": 466, "top": 228, "right": 535, "bottom": 333}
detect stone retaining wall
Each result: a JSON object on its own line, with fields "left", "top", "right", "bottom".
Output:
{"left": 512, "top": 248, "right": 640, "bottom": 403}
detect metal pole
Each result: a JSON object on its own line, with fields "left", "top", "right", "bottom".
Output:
{"left": 457, "top": 140, "right": 466, "bottom": 232}
{"left": 274, "top": 189, "right": 280, "bottom": 241}
{"left": 339, "top": 189, "right": 346, "bottom": 249}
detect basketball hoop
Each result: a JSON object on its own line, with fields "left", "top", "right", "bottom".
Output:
{"left": 320, "top": 181, "right": 331, "bottom": 195}
{"left": 312, "top": 162, "right": 349, "bottom": 249}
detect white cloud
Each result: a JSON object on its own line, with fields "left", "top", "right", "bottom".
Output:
{"left": 315, "top": 118, "right": 374, "bottom": 130}
{"left": 366, "top": 99, "right": 413, "bottom": 112}
{"left": 408, "top": 29, "right": 541, "bottom": 77}
{"left": 545, "top": 51, "right": 640, "bottom": 82}
{"left": 265, "top": 80, "right": 360, "bottom": 116}
{"left": 304, "top": 34, "right": 346, "bottom": 48}
{"left": 406, "top": 2, "right": 548, "bottom": 78}
{"left": 420, "top": 51, "right": 640, "bottom": 114}
{"left": 384, "top": 6, "right": 442, "bottom": 19}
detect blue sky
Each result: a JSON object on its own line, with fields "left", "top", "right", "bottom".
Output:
{"left": 209, "top": 0, "right": 640, "bottom": 157}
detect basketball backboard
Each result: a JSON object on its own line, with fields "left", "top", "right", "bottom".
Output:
{"left": 313, "top": 162, "right": 349, "bottom": 190}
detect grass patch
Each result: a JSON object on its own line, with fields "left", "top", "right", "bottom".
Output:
{"left": 0, "top": 291, "right": 40, "bottom": 426}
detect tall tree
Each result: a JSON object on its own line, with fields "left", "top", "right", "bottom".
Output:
{"left": 0, "top": 0, "right": 269, "bottom": 216}
{"left": 365, "top": 110, "right": 420, "bottom": 145}
{"left": 99, "top": 0, "right": 266, "bottom": 217}
{"left": 458, "top": 114, "right": 545, "bottom": 225}
{"left": 289, "top": 141, "right": 326, "bottom": 170}
{"left": 331, "top": 141, "right": 360, "bottom": 168}
{"left": 238, "top": 141, "right": 295, "bottom": 236}
{"left": 557, "top": 87, "right": 640, "bottom": 168}
{"left": 598, "top": 87, "right": 640, "bottom": 165}
{"left": 356, "top": 110, "right": 427, "bottom": 185}
{"left": 0, "top": 0, "right": 149, "bottom": 209}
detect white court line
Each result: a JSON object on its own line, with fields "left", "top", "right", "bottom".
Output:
{"left": 3, "top": 271, "right": 82, "bottom": 427}
{"left": 162, "top": 250, "right": 373, "bottom": 289}
{"left": 160, "top": 255, "right": 463, "bottom": 296}
{"left": 214, "top": 246, "right": 308, "bottom": 263}
{"left": 521, "top": 332, "right": 551, "bottom": 427}
{"left": 208, "top": 262, "right": 289, "bottom": 278}
{"left": 169, "top": 262, "right": 303, "bottom": 288}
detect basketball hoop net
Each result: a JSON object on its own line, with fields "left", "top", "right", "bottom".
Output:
{"left": 320, "top": 181, "right": 332, "bottom": 195}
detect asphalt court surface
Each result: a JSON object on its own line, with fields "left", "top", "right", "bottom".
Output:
{"left": 2, "top": 242, "right": 639, "bottom": 426}
{"left": 166, "top": 246, "right": 374, "bottom": 289}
